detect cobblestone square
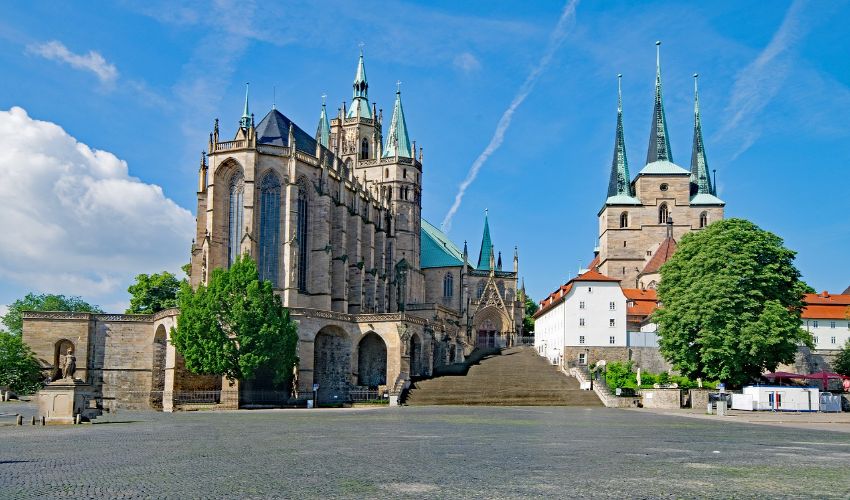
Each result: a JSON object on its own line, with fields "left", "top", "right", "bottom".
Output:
{"left": 2, "top": 402, "right": 850, "bottom": 498}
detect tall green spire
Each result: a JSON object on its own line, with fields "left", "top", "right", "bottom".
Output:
{"left": 346, "top": 47, "right": 372, "bottom": 119}
{"left": 606, "top": 74, "right": 640, "bottom": 205}
{"left": 690, "top": 74, "right": 713, "bottom": 195}
{"left": 317, "top": 95, "right": 330, "bottom": 148}
{"left": 240, "top": 82, "right": 251, "bottom": 129}
{"left": 646, "top": 42, "right": 672, "bottom": 164}
{"left": 382, "top": 84, "right": 412, "bottom": 158}
{"left": 476, "top": 209, "right": 493, "bottom": 271}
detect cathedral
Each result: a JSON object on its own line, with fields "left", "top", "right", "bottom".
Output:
{"left": 22, "top": 51, "right": 522, "bottom": 408}
{"left": 595, "top": 43, "right": 725, "bottom": 288}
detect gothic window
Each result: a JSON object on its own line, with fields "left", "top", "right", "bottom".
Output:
{"left": 297, "top": 181, "right": 309, "bottom": 292}
{"left": 258, "top": 173, "right": 281, "bottom": 287}
{"left": 343, "top": 158, "right": 351, "bottom": 178}
{"left": 443, "top": 273, "right": 454, "bottom": 298}
{"left": 699, "top": 211, "right": 708, "bottom": 228}
{"left": 477, "top": 281, "right": 485, "bottom": 299}
{"left": 385, "top": 168, "right": 389, "bottom": 178}
{"left": 403, "top": 168, "right": 407, "bottom": 179}
{"left": 658, "top": 203, "right": 669, "bottom": 224}
{"left": 620, "top": 212, "right": 628, "bottom": 228}
{"left": 361, "top": 138, "right": 369, "bottom": 160}
{"left": 227, "top": 172, "right": 244, "bottom": 267}
{"left": 385, "top": 241, "right": 393, "bottom": 275}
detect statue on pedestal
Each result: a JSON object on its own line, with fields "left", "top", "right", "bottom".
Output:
{"left": 61, "top": 350, "right": 77, "bottom": 380}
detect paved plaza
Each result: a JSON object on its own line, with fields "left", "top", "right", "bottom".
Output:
{"left": 2, "top": 401, "right": 850, "bottom": 499}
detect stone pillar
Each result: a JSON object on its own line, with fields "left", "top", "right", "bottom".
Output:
{"left": 331, "top": 203, "right": 349, "bottom": 313}
{"left": 347, "top": 211, "right": 363, "bottom": 314}
{"left": 281, "top": 181, "right": 300, "bottom": 307}
{"left": 361, "top": 221, "right": 376, "bottom": 312}
{"left": 311, "top": 193, "right": 332, "bottom": 310}
{"left": 374, "top": 229, "right": 386, "bottom": 312}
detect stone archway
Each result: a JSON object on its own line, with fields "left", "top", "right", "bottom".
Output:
{"left": 473, "top": 307, "right": 509, "bottom": 349}
{"left": 357, "top": 333, "right": 387, "bottom": 388}
{"left": 410, "top": 334, "right": 422, "bottom": 377}
{"left": 52, "top": 339, "right": 75, "bottom": 381}
{"left": 313, "top": 326, "right": 351, "bottom": 404}
{"left": 150, "top": 325, "right": 167, "bottom": 409}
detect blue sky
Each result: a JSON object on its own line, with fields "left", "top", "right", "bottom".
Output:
{"left": 0, "top": 0, "right": 848, "bottom": 313}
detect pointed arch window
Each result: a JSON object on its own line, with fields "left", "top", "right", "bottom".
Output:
{"left": 477, "top": 281, "right": 485, "bottom": 299}
{"left": 361, "top": 138, "right": 369, "bottom": 160}
{"left": 699, "top": 211, "right": 708, "bottom": 228}
{"left": 658, "top": 203, "right": 669, "bottom": 224}
{"left": 228, "top": 172, "right": 244, "bottom": 267}
{"left": 259, "top": 173, "right": 281, "bottom": 287}
{"left": 297, "top": 182, "right": 309, "bottom": 292}
{"left": 620, "top": 212, "right": 629, "bottom": 228}
{"left": 443, "top": 273, "right": 454, "bottom": 298}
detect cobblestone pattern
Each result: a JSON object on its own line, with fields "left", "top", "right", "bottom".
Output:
{"left": 2, "top": 401, "right": 850, "bottom": 498}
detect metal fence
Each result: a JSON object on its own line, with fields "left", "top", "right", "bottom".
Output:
{"left": 515, "top": 336, "right": 535, "bottom": 346}
{"left": 348, "top": 388, "right": 389, "bottom": 403}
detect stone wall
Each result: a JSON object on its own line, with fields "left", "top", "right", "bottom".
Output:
{"left": 639, "top": 388, "right": 682, "bottom": 409}
{"left": 91, "top": 318, "right": 155, "bottom": 410}
{"left": 778, "top": 347, "right": 840, "bottom": 374}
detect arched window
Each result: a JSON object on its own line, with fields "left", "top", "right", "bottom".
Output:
{"left": 443, "top": 273, "right": 454, "bottom": 298}
{"left": 297, "top": 181, "right": 309, "bottom": 292}
{"left": 699, "top": 211, "right": 708, "bottom": 228}
{"left": 620, "top": 212, "right": 628, "bottom": 228}
{"left": 228, "top": 172, "right": 244, "bottom": 267}
{"left": 259, "top": 173, "right": 281, "bottom": 287}
{"left": 658, "top": 203, "right": 669, "bottom": 224}
{"left": 385, "top": 168, "right": 389, "bottom": 178}
{"left": 477, "top": 281, "right": 485, "bottom": 299}
{"left": 361, "top": 138, "right": 369, "bottom": 160}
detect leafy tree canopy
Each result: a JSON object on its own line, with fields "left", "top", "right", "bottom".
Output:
{"left": 834, "top": 339, "right": 850, "bottom": 377}
{"left": 171, "top": 255, "right": 298, "bottom": 384}
{"left": 522, "top": 294, "right": 538, "bottom": 335}
{"left": 0, "top": 331, "right": 45, "bottom": 394}
{"left": 126, "top": 271, "right": 183, "bottom": 314}
{"left": 654, "top": 218, "right": 812, "bottom": 387}
{"left": 2, "top": 293, "right": 102, "bottom": 336}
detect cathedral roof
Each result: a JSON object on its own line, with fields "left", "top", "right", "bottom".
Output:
{"left": 420, "top": 219, "right": 464, "bottom": 268}
{"left": 646, "top": 42, "right": 673, "bottom": 166}
{"left": 476, "top": 211, "right": 493, "bottom": 271}
{"left": 639, "top": 160, "right": 690, "bottom": 175}
{"left": 606, "top": 74, "right": 640, "bottom": 206}
{"left": 255, "top": 109, "right": 318, "bottom": 153}
{"left": 689, "top": 192, "right": 725, "bottom": 205}
{"left": 346, "top": 51, "right": 372, "bottom": 119}
{"left": 382, "top": 88, "right": 412, "bottom": 158}
{"left": 689, "top": 74, "right": 724, "bottom": 206}
{"left": 316, "top": 100, "right": 330, "bottom": 148}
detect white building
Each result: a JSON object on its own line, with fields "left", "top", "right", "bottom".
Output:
{"left": 802, "top": 291, "right": 850, "bottom": 350}
{"left": 533, "top": 269, "right": 627, "bottom": 366}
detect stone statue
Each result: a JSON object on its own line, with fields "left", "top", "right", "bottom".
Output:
{"left": 61, "top": 350, "right": 77, "bottom": 380}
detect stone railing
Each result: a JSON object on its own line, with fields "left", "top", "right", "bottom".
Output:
{"left": 287, "top": 307, "right": 428, "bottom": 326}
{"left": 257, "top": 145, "right": 290, "bottom": 156}
{"left": 214, "top": 140, "right": 247, "bottom": 152}
{"left": 295, "top": 151, "right": 319, "bottom": 166}
{"left": 22, "top": 311, "right": 155, "bottom": 323}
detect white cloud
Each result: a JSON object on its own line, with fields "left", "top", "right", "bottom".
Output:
{"left": 27, "top": 40, "right": 118, "bottom": 86}
{"left": 0, "top": 107, "right": 194, "bottom": 303}
{"left": 453, "top": 52, "right": 482, "bottom": 73}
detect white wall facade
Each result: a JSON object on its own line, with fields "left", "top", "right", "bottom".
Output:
{"left": 804, "top": 318, "right": 850, "bottom": 350}
{"left": 534, "top": 280, "right": 628, "bottom": 365}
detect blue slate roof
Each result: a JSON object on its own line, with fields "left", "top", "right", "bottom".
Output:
{"left": 255, "top": 109, "right": 317, "bottom": 153}
{"left": 639, "top": 160, "right": 690, "bottom": 175}
{"left": 421, "top": 219, "right": 464, "bottom": 268}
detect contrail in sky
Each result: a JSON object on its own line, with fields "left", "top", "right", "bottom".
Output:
{"left": 441, "top": 0, "right": 579, "bottom": 232}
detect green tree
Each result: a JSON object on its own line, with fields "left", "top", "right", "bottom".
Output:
{"left": 171, "top": 255, "right": 298, "bottom": 384}
{"left": 126, "top": 271, "right": 182, "bottom": 314}
{"left": 834, "top": 339, "right": 850, "bottom": 377}
{"left": 0, "top": 331, "right": 45, "bottom": 394}
{"left": 654, "top": 218, "right": 812, "bottom": 387}
{"left": 522, "top": 295, "right": 538, "bottom": 336}
{"left": 2, "top": 293, "right": 102, "bottom": 336}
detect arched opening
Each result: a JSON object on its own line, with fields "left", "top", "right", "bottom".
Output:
{"left": 357, "top": 333, "right": 386, "bottom": 388}
{"left": 297, "top": 180, "right": 309, "bottom": 292}
{"left": 477, "top": 319, "right": 497, "bottom": 348}
{"left": 699, "top": 211, "right": 708, "bottom": 228}
{"left": 150, "top": 326, "right": 167, "bottom": 409}
{"left": 410, "top": 334, "right": 422, "bottom": 377}
{"left": 313, "top": 326, "right": 351, "bottom": 404}
{"left": 52, "top": 339, "right": 75, "bottom": 381}
{"left": 443, "top": 273, "right": 454, "bottom": 298}
{"left": 361, "top": 138, "right": 369, "bottom": 160}
{"left": 228, "top": 172, "right": 245, "bottom": 267}
{"left": 259, "top": 172, "right": 281, "bottom": 287}
{"left": 658, "top": 203, "right": 669, "bottom": 224}
{"left": 620, "top": 211, "right": 629, "bottom": 228}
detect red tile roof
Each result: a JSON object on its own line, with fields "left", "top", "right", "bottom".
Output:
{"left": 534, "top": 269, "right": 620, "bottom": 318}
{"left": 640, "top": 236, "right": 677, "bottom": 275}
{"left": 802, "top": 292, "right": 850, "bottom": 320}
{"left": 623, "top": 288, "right": 658, "bottom": 317}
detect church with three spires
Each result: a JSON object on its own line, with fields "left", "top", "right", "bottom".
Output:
{"left": 595, "top": 42, "right": 725, "bottom": 289}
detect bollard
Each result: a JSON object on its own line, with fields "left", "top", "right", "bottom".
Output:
{"left": 718, "top": 400, "right": 727, "bottom": 416}
{"left": 74, "top": 414, "right": 82, "bottom": 425}
{"left": 31, "top": 415, "right": 36, "bottom": 426}
{"left": 16, "top": 415, "right": 23, "bottom": 426}
{"left": 707, "top": 402, "right": 713, "bottom": 415}
{"left": 40, "top": 416, "right": 45, "bottom": 426}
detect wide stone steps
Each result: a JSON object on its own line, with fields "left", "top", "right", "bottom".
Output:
{"left": 404, "top": 346, "right": 602, "bottom": 406}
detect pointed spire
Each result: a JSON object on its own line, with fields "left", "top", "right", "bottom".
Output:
{"left": 497, "top": 251, "right": 503, "bottom": 271}
{"left": 346, "top": 46, "right": 372, "bottom": 119}
{"left": 690, "top": 74, "right": 713, "bottom": 196}
{"left": 240, "top": 82, "right": 251, "bottom": 129}
{"left": 476, "top": 209, "right": 493, "bottom": 271}
{"left": 607, "top": 74, "right": 637, "bottom": 202}
{"left": 317, "top": 94, "right": 330, "bottom": 148}
{"left": 382, "top": 83, "right": 412, "bottom": 158}
{"left": 646, "top": 42, "right": 672, "bottom": 164}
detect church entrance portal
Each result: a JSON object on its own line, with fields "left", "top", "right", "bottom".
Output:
{"left": 476, "top": 319, "right": 497, "bottom": 348}
{"left": 357, "top": 333, "right": 387, "bottom": 387}
{"left": 313, "top": 326, "right": 351, "bottom": 404}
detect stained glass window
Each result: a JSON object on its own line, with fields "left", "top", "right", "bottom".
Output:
{"left": 259, "top": 173, "right": 281, "bottom": 286}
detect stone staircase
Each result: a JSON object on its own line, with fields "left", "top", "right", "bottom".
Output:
{"left": 404, "top": 347, "right": 602, "bottom": 406}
